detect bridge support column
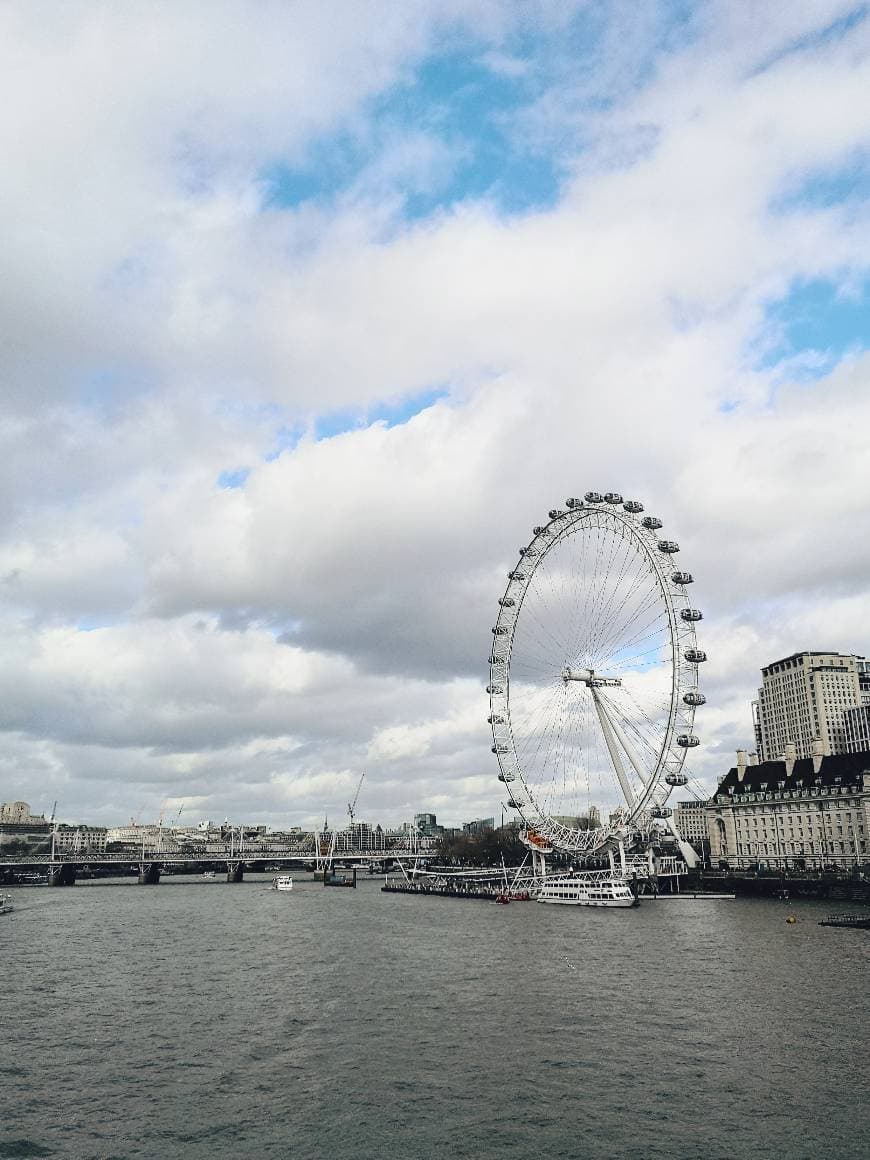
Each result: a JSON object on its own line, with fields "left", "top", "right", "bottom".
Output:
{"left": 48, "top": 863, "right": 77, "bottom": 887}
{"left": 138, "top": 862, "right": 161, "bottom": 885}
{"left": 226, "top": 861, "right": 244, "bottom": 883}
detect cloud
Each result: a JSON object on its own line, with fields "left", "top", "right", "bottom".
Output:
{"left": 1, "top": 2, "right": 870, "bottom": 829}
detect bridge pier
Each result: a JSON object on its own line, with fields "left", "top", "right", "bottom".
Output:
{"left": 48, "top": 863, "right": 77, "bottom": 887}
{"left": 226, "top": 861, "right": 244, "bottom": 883}
{"left": 138, "top": 862, "right": 161, "bottom": 885}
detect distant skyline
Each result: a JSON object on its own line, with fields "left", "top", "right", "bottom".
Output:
{"left": 2, "top": 2, "right": 870, "bottom": 829}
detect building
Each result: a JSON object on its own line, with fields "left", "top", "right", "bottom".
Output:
{"left": 53, "top": 825, "right": 108, "bottom": 853}
{"left": 335, "top": 822, "right": 386, "bottom": 852}
{"left": 0, "top": 801, "right": 51, "bottom": 852}
{"left": 672, "top": 799, "right": 710, "bottom": 859}
{"left": 462, "top": 817, "right": 494, "bottom": 837}
{"left": 413, "top": 813, "right": 444, "bottom": 838}
{"left": 845, "top": 706, "right": 870, "bottom": 753}
{"left": 0, "top": 801, "right": 46, "bottom": 824}
{"left": 707, "top": 748, "right": 869, "bottom": 871}
{"left": 752, "top": 651, "right": 864, "bottom": 761}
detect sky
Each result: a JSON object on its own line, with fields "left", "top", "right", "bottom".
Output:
{"left": 2, "top": 0, "right": 870, "bottom": 831}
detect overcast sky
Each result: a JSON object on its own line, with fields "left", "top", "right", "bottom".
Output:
{"left": 2, "top": 1, "right": 869, "bottom": 830}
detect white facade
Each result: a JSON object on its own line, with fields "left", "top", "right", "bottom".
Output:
{"left": 53, "top": 826, "right": 108, "bottom": 853}
{"left": 753, "top": 651, "right": 864, "bottom": 761}
{"left": 708, "top": 750, "right": 869, "bottom": 870}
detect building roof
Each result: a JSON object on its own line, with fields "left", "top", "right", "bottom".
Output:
{"left": 716, "top": 750, "right": 870, "bottom": 796}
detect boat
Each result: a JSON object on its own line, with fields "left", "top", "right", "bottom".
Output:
{"left": 0, "top": 894, "right": 13, "bottom": 915}
{"left": 272, "top": 875, "right": 293, "bottom": 892}
{"left": 201, "top": 870, "right": 215, "bottom": 880}
{"left": 537, "top": 873, "right": 636, "bottom": 908}
{"left": 818, "top": 913, "right": 870, "bottom": 929}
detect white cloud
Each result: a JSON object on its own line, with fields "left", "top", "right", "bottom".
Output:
{"left": 2, "top": 2, "right": 870, "bottom": 827}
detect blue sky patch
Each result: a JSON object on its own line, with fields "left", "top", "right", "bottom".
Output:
{"left": 755, "top": 276, "right": 870, "bottom": 377}
{"left": 217, "top": 467, "right": 250, "bottom": 489}
{"left": 772, "top": 150, "right": 870, "bottom": 214}
{"left": 314, "top": 387, "right": 447, "bottom": 441}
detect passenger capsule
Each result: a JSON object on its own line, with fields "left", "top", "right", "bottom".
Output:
{"left": 684, "top": 648, "right": 707, "bottom": 663}
{"left": 488, "top": 654, "right": 506, "bottom": 666}
{"left": 585, "top": 491, "right": 603, "bottom": 503}
{"left": 650, "top": 806, "right": 673, "bottom": 819}
{"left": 486, "top": 684, "right": 503, "bottom": 694}
{"left": 488, "top": 714, "right": 505, "bottom": 725}
{"left": 623, "top": 500, "right": 644, "bottom": 514}
{"left": 680, "top": 608, "right": 702, "bottom": 622}
{"left": 604, "top": 492, "right": 623, "bottom": 504}
{"left": 518, "top": 547, "right": 537, "bottom": 556}
{"left": 677, "top": 734, "right": 700, "bottom": 748}
{"left": 498, "top": 597, "right": 515, "bottom": 608}
{"left": 642, "top": 516, "right": 663, "bottom": 530}
{"left": 549, "top": 509, "right": 565, "bottom": 520}
{"left": 507, "top": 799, "right": 522, "bottom": 809}
{"left": 658, "top": 540, "right": 679, "bottom": 554}
{"left": 492, "top": 744, "right": 510, "bottom": 756}
{"left": 508, "top": 571, "right": 525, "bottom": 581}
{"left": 672, "top": 571, "right": 693, "bottom": 585}
{"left": 492, "top": 626, "right": 508, "bottom": 635}
{"left": 497, "top": 771, "right": 515, "bottom": 783}
{"left": 533, "top": 526, "right": 551, "bottom": 536}
{"left": 683, "top": 691, "right": 706, "bottom": 706}
{"left": 665, "top": 772, "right": 688, "bottom": 787}
{"left": 564, "top": 498, "right": 583, "bottom": 509}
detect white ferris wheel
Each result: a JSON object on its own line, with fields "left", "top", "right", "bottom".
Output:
{"left": 487, "top": 492, "right": 706, "bottom": 861}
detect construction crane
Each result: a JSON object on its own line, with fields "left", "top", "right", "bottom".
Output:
{"left": 347, "top": 773, "right": 365, "bottom": 827}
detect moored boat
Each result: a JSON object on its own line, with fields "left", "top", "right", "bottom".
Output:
{"left": 537, "top": 873, "right": 636, "bottom": 908}
{"left": 0, "top": 894, "right": 13, "bottom": 915}
{"left": 272, "top": 875, "right": 293, "bottom": 891}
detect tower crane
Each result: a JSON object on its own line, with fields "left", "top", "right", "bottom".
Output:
{"left": 347, "top": 773, "right": 365, "bottom": 827}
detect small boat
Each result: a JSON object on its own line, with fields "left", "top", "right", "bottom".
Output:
{"left": 494, "top": 893, "right": 511, "bottom": 904}
{"left": 202, "top": 871, "right": 215, "bottom": 880}
{"left": 272, "top": 875, "right": 293, "bottom": 892}
{"left": 0, "top": 894, "right": 13, "bottom": 915}
{"left": 537, "top": 873, "right": 636, "bottom": 908}
{"left": 818, "top": 913, "right": 870, "bottom": 929}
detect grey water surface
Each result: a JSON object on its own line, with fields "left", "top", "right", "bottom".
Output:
{"left": 1, "top": 876, "right": 867, "bottom": 1160}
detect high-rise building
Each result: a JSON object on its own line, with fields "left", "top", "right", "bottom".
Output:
{"left": 844, "top": 705, "right": 870, "bottom": 754}
{"left": 752, "top": 651, "right": 864, "bottom": 761}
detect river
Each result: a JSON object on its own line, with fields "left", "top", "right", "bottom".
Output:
{"left": 1, "top": 875, "right": 867, "bottom": 1160}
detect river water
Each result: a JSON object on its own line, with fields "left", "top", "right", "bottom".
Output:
{"left": 1, "top": 875, "right": 867, "bottom": 1160}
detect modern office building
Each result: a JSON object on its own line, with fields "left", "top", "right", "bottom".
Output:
{"left": 752, "top": 651, "right": 864, "bottom": 761}
{"left": 707, "top": 748, "right": 869, "bottom": 870}
{"left": 462, "top": 817, "right": 494, "bottom": 836}
{"left": 844, "top": 705, "right": 870, "bottom": 754}
{"left": 672, "top": 799, "right": 710, "bottom": 857}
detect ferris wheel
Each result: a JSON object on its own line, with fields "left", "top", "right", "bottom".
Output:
{"left": 487, "top": 492, "right": 706, "bottom": 860}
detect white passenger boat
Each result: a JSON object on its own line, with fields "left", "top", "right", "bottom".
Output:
{"left": 271, "top": 875, "right": 293, "bottom": 892}
{"left": 0, "top": 894, "right": 13, "bottom": 915}
{"left": 537, "top": 873, "right": 636, "bottom": 908}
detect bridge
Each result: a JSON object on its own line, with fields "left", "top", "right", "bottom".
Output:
{"left": 0, "top": 843, "right": 432, "bottom": 887}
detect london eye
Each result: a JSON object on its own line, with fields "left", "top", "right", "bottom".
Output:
{"left": 487, "top": 493, "right": 706, "bottom": 860}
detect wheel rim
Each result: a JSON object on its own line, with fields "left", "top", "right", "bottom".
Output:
{"left": 488, "top": 497, "right": 703, "bottom": 856}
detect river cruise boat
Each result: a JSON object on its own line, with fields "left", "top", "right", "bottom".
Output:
{"left": 271, "top": 875, "right": 293, "bottom": 892}
{"left": 537, "top": 873, "right": 636, "bottom": 908}
{"left": 0, "top": 894, "right": 13, "bottom": 915}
